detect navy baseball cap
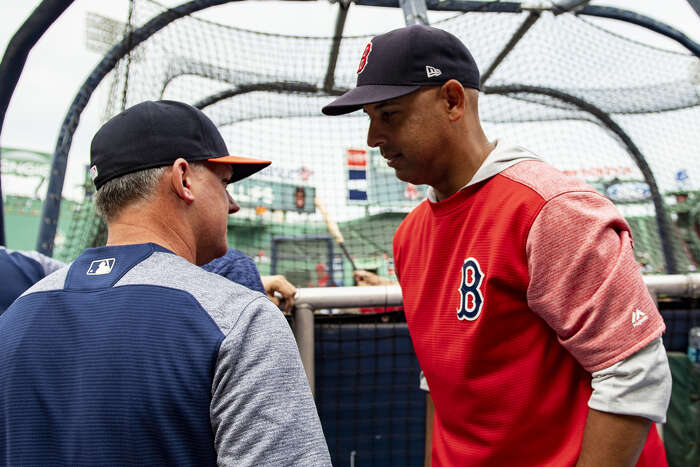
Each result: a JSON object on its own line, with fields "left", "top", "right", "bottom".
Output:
{"left": 90, "top": 100, "right": 271, "bottom": 190}
{"left": 322, "top": 25, "right": 480, "bottom": 116}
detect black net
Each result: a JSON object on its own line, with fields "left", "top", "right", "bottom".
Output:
{"left": 59, "top": 2, "right": 700, "bottom": 277}
{"left": 53, "top": 2, "right": 700, "bottom": 461}
{"left": 660, "top": 298, "right": 700, "bottom": 353}
{"left": 314, "top": 312, "right": 424, "bottom": 467}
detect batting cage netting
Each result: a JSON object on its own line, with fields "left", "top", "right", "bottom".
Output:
{"left": 48, "top": 2, "right": 699, "bottom": 464}
{"left": 57, "top": 1, "right": 700, "bottom": 280}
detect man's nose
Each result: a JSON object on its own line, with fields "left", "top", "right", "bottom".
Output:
{"left": 228, "top": 192, "right": 240, "bottom": 214}
{"left": 366, "top": 120, "right": 386, "bottom": 148}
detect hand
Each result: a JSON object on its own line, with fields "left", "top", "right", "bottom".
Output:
{"left": 261, "top": 275, "right": 297, "bottom": 313}
{"left": 353, "top": 270, "right": 397, "bottom": 286}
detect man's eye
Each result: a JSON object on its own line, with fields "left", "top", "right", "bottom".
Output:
{"left": 383, "top": 111, "right": 397, "bottom": 119}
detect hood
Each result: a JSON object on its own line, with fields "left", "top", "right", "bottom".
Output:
{"left": 427, "top": 139, "right": 542, "bottom": 202}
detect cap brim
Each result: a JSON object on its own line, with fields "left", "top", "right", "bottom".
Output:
{"left": 208, "top": 155, "right": 271, "bottom": 182}
{"left": 322, "top": 84, "right": 421, "bottom": 116}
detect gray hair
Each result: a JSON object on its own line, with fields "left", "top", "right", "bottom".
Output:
{"left": 94, "top": 166, "right": 168, "bottom": 222}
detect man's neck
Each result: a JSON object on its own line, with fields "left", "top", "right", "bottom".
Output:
{"left": 432, "top": 137, "right": 496, "bottom": 201}
{"left": 105, "top": 208, "right": 196, "bottom": 264}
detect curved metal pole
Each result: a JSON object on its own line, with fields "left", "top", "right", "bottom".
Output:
{"left": 486, "top": 84, "right": 679, "bottom": 273}
{"left": 551, "top": 0, "right": 590, "bottom": 15}
{"left": 351, "top": 1, "right": 700, "bottom": 57}
{"left": 0, "top": 0, "right": 75, "bottom": 246}
{"left": 38, "top": 0, "right": 240, "bottom": 255}
{"left": 352, "top": 0, "right": 523, "bottom": 13}
{"left": 578, "top": 5, "right": 700, "bottom": 58}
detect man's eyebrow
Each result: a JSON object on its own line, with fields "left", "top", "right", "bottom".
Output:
{"left": 364, "top": 100, "right": 399, "bottom": 114}
{"left": 375, "top": 100, "right": 398, "bottom": 109}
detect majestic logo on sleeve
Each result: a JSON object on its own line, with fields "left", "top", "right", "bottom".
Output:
{"left": 457, "top": 257, "right": 484, "bottom": 321}
{"left": 632, "top": 308, "right": 648, "bottom": 327}
{"left": 357, "top": 42, "right": 372, "bottom": 74}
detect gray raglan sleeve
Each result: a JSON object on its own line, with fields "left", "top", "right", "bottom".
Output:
{"left": 210, "top": 296, "right": 331, "bottom": 466}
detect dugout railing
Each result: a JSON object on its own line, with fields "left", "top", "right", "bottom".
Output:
{"left": 293, "top": 274, "right": 700, "bottom": 387}
{"left": 292, "top": 275, "right": 700, "bottom": 466}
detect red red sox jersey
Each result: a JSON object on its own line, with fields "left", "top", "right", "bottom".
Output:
{"left": 393, "top": 159, "right": 666, "bottom": 466}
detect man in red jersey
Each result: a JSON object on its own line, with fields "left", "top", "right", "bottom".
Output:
{"left": 323, "top": 25, "right": 671, "bottom": 466}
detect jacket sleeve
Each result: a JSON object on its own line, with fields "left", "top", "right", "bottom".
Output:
{"left": 526, "top": 191, "right": 671, "bottom": 421}
{"left": 526, "top": 191, "right": 665, "bottom": 372}
{"left": 209, "top": 296, "right": 331, "bottom": 466}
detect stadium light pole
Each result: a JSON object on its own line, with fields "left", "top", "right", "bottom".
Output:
{"left": 0, "top": 0, "right": 75, "bottom": 247}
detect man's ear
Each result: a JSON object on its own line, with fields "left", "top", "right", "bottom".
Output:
{"left": 171, "top": 158, "right": 195, "bottom": 203}
{"left": 440, "top": 79, "right": 466, "bottom": 122}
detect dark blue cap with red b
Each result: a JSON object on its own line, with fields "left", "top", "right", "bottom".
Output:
{"left": 322, "top": 25, "right": 480, "bottom": 116}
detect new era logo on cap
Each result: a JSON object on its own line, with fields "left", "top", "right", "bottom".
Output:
{"left": 426, "top": 66, "right": 442, "bottom": 78}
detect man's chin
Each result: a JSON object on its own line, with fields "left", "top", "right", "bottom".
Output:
{"left": 393, "top": 169, "right": 420, "bottom": 186}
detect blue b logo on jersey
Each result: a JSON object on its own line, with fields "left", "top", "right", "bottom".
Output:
{"left": 457, "top": 257, "right": 484, "bottom": 321}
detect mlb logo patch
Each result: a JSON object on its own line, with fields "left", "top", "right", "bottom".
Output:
{"left": 87, "top": 258, "right": 115, "bottom": 275}
{"left": 89, "top": 165, "right": 98, "bottom": 180}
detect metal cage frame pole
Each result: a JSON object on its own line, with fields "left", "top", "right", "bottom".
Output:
{"left": 293, "top": 303, "right": 316, "bottom": 396}
{"left": 480, "top": 11, "right": 540, "bottom": 85}
{"left": 578, "top": 5, "right": 700, "bottom": 58}
{"left": 399, "top": 0, "right": 429, "bottom": 25}
{"left": 687, "top": 0, "right": 700, "bottom": 19}
{"left": 0, "top": 0, "right": 76, "bottom": 247}
{"left": 350, "top": 1, "right": 700, "bottom": 58}
{"left": 323, "top": 1, "right": 351, "bottom": 93}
